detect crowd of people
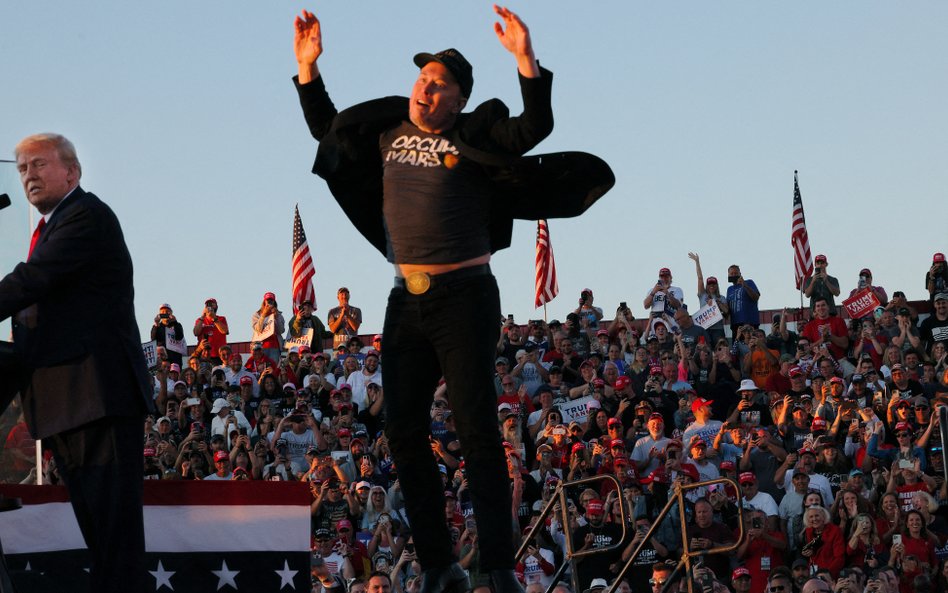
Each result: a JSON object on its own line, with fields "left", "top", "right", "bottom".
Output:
{"left": 3, "top": 251, "right": 948, "bottom": 593}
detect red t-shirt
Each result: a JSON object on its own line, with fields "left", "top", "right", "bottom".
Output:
{"left": 740, "top": 530, "right": 787, "bottom": 593}
{"left": 195, "top": 315, "right": 228, "bottom": 359}
{"left": 802, "top": 316, "right": 849, "bottom": 360}
{"left": 896, "top": 481, "right": 931, "bottom": 511}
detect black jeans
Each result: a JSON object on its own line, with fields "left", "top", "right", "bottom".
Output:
{"left": 381, "top": 271, "right": 513, "bottom": 571}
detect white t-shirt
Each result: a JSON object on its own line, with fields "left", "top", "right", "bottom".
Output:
{"left": 346, "top": 368, "right": 381, "bottom": 411}
{"left": 743, "top": 491, "right": 779, "bottom": 517}
{"left": 521, "top": 548, "right": 557, "bottom": 587}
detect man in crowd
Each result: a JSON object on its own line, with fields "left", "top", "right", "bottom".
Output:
{"left": 193, "top": 297, "right": 229, "bottom": 363}
{"left": 288, "top": 298, "right": 329, "bottom": 352}
{"left": 803, "top": 254, "right": 841, "bottom": 314}
{"left": 801, "top": 298, "right": 850, "bottom": 361}
{"left": 919, "top": 292, "right": 948, "bottom": 355}
{"left": 328, "top": 287, "right": 363, "bottom": 349}
{"left": 1, "top": 133, "right": 153, "bottom": 592}
{"left": 152, "top": 303, "right": 186, "bottom": 365}
{"left": 726, "top": 264, "right": 761, "bottom": 333}
{"left": 643, "top": 267, "right": 684, "bottom": 316}
{"left": 347, "top": 349, "right": 382, "bottom": 411}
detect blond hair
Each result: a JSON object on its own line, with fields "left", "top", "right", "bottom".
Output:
{"left": 14, "top": 133, "right": 82, "bottom": 177}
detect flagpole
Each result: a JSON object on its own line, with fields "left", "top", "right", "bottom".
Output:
{"left": 543, "top": 303, "right": 547, "bottom": 323}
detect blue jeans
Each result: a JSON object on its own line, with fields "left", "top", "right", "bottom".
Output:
{"left": 381, "top": 272, "right": 513, "bottom": 571}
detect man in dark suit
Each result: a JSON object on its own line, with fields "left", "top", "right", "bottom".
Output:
{"left": 0, "top": 133, "right": 153, "bottom": 593}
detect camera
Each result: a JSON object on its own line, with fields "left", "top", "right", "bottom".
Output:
{"left": 752, "top": 517, "right": 763, "bottom": 529}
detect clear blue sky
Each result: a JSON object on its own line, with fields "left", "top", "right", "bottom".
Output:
{"left": 2, "top": 2, "right": 946, "bottom": 343}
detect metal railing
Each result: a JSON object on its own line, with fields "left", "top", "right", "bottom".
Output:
{"left": 516, "top": 474, "right": 744, "bottom": 593}
{"left": 516, "top": 473, "right": 627, "bottom": 593}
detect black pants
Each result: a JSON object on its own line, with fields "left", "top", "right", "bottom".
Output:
{"left": 382, "top": 272, "right": 513, "bottom": 571}
{"left": 45, "top": 415, "right": 145, "bottom": 593}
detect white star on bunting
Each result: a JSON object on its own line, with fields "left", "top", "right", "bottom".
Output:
{"left": 212, "top": 559, "right": 239, "bottom": 590}
{"left": 149, "top": 560, "right": 175, "bottom": 591}
{"left": 275, "top": 559, "right": 298, "bottom": 590}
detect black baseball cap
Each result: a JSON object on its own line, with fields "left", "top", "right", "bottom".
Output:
{"left": 413, "top": 48, "right": 474, "bottom": 98}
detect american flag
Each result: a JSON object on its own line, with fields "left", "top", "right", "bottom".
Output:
{"left": 291, "top": 205, "right": 315, "bottom": 314}
{"left": 791, "top": 171, "right": 814, "bottom": 289}
{"left": 535, "top": 219, "right": 559, "bottom": 308}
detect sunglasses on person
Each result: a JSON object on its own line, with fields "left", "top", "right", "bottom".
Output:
{"left": 769, "top": 587, "right": 787, "bottom": 593}
{"left": 649, "top": 579, "right": 666, "bottom": 586}
{"left": 896, "top": 432, "right": 912, "bottom": 438}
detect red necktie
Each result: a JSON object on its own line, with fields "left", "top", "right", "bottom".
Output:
{"left": 28, "top": 218, "right": 46, "bottom": 260}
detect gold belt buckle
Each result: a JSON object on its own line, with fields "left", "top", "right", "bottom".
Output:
{"left": 405, "top": 271, "right": 431, "bottom": 295}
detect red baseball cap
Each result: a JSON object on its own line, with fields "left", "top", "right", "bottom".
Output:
{"left": 691, "top": 398, "right": 713, "bottom": 413}
{"left": 788, "top": 366, "right": 804, "bottom": 378}
{"left": 719, "top": 460, "right": 735, "bottom": 471}
{"left": 738, "top": 472, "right": 756, "bottom": 484}
{"left": 934, "top": 253, "right": 946, "bottom": 263}
{"left": 895, "top": 421, "right": 912, "bottom": 432}
{"left": 214, "top": 451, "right": 229, "bottom": 462}
{"left": 707, "top": 276, "right": 718, "bottom": 285}
{"left": 649, "top": 365, "right": 663, "bottom": 376}
{"left": 679, "top": 464, "right": 699, "bottom": 481}
{"left": 815, "top": 254, "right": 827, "bottom": 263}
{"left": 239, "top": 376, "right": 253, "bottom": 386}
{"left": 811, "top": 418, "right": 828, "bottom": 430}
{"left": 641, "top": 468, "right": 668, "bottom": 485}
{"left": 571, "top": 442, "right": 586, "bottom": 454}
{"left": 614, "top": 376, "right": 631, "bottom": 390}
{"left": 659, "top": 267, "right": 671, "bottom": 276}
{"left": 607, "top": 418, "right": 622, "bottom": 427}
{"left": 585, "top": 499, "right": 605, "bottom": 515}
{"left": 610, "top": 438, "right": 625, "bottom": 449}
{"left": 263, "top": 292, "right": 276, "bottom": 301}
{"left": 732, "top": 568, "right": 751, "bottom": 580}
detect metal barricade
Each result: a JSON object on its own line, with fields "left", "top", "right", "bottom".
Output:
{"left": 608, "top": 476, "right": 744, "bottom": 593}
{"left": 515, "top": 474, "right": 743, "bottom": 593}
{"left": 516, "top": 473, "right": 628, "bottom": 593}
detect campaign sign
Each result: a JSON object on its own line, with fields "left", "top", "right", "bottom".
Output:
{"left": 165, "top": 328, "right": 188, "bottom": 356}
{"left": 693, "top": 301, "right": 724, "bottom": 329}
{"left": 142, "top": 340, "right": 158, "bottom": 369}
{"left": 651, "top": 291, "right": 666, "bottom": 314}
{"left": 842, "top": 288, "right": 881, "bottom": 320}
{"left": 285, "top": 328, "right": 314, "bottom": 351}
{"left": 559, "top": 396, "right": 594, "bottom": 425}
{"left": 251, "top": 314, "right": 275, "bottom": 343}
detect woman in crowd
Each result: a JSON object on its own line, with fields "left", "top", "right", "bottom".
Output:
{"left": 799, "top": 504, "right": 845, "bottom": 578}
{"left": 844, "top": 512, "right": 887, "bottom": 571}
{"left": 891, "top": 510, "right": 937, "bottom": 577}
{"left": 878, "top": 492, "right": 905, "bottom": 545}
{"left": 250, "top": 291, "right": 285, "bottom": 361}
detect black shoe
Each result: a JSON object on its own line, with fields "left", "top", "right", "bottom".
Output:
{"left": 487, "top": 570, "right": 525, "bottom": 593}
{"left": 420, "top": 562, "right": 470, "bottom": 593}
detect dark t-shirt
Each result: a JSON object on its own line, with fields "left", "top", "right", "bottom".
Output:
{"left": 919, "top": 315, "right": 948, "bottom": 353}
{"left": 379, "top": 121, "right": 492, "bottom": 264}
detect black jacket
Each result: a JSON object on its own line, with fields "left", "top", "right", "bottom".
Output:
{"left": 0, "top": 187, "right": 153, "bottom": 438}
{"left": 294, "top": 67, "right": 614, "bottom": 257}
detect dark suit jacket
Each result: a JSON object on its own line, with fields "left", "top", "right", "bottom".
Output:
{"left": 294, "top": 68, "right": 615, "bottom": 257}
{"left": 0, "top": 187, "right": 153, "bottom": 439}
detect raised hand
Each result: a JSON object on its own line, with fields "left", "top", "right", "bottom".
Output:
{"left": 294, "top": 10, "right": 322, "bottom": 64}
{"left": 492, "top": 5, "right": 539, "bottom": 77}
